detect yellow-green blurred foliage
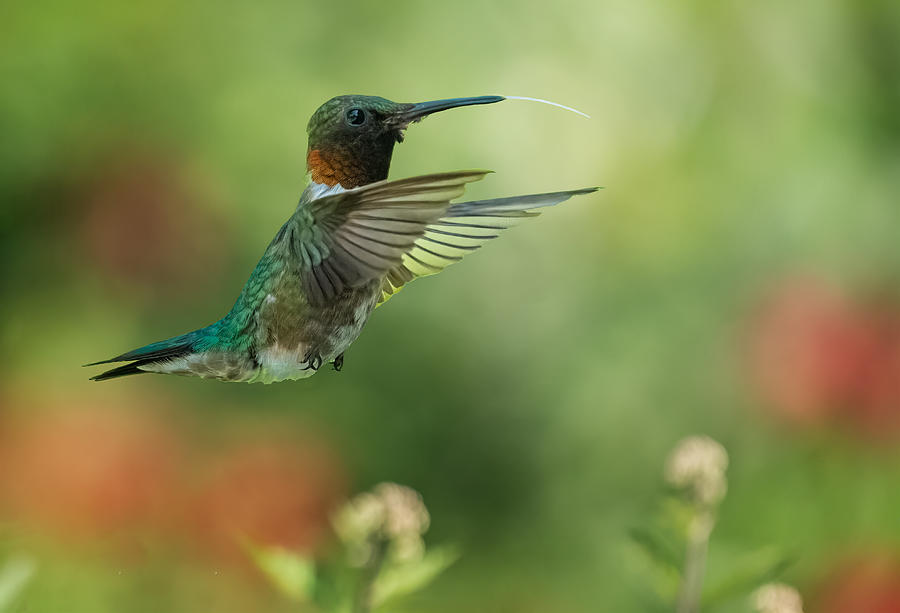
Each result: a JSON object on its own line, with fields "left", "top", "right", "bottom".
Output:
{"left": 2, "top": 0, "right": 900, "bottom": 611}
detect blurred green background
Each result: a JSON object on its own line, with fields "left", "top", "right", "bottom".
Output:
{"left": 2, "top": 0, "right": 900, "bottom": 611}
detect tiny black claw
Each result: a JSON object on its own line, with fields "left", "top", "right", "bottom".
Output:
{"left": 332, "top": 353, "right": 344, "bottom": 372}
{"left": 302, "top": 350, "right": 322, "bottom": 371}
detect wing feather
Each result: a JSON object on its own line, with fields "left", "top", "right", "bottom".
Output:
{"left": 290, "top": 170, "right": 490, "bottom": 305}
{"left": 377, "top": 187, "right": 598, "bottom": 304}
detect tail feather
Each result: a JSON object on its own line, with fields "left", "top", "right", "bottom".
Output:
{"left": 90, "top": 360, "right": 158, "bottom": 381}
{"left": 86, "top": 330, "right": 204, "bottom": 381}
{"left": 84, "top": 334, "right": 198, "bottom": 367}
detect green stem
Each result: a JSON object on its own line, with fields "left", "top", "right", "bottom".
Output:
{"left": 676, "top": 510, "right": 714, "bottom": 613}
{"left": 353, "top": 536, "right": 389, "bottom": 613}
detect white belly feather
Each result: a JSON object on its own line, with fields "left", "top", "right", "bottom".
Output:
{"left": 251, "top": 297, "right": 376, "bottom": 384}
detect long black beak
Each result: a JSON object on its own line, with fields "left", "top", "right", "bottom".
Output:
{"left": 391, "top": 95, "right": 504, "bottom": 125}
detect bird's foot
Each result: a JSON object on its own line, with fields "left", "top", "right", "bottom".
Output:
{"left": 302, "top": 350, "right": 323, "bottom": 371}
{"left": 332, "top": 353, "right": 344, "bottom": 372}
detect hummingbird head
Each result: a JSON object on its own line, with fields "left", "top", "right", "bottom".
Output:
{"left": 306, "top": 94, "right": 504, "bottom": 189}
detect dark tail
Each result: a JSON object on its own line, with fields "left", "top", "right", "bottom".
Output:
{"left": 89, "top": 359, "right": 157, "bottom": 381}
{"left": 85, "top": 331, "right": 201, "bottom": 381}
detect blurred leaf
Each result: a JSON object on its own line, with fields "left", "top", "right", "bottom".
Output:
{"left": 372, "top": 545, "right": 460, "bottom": 608}
{"left": 0, "top": 556, "right": 36, "bottom": 613}
{"left": 622, "top": 535, "right": 680, "bottom": 605}
{"left": 628, "top": 526, "right": 683, "bottom": 573}
{"left": 244, "top": 541, "right": 316, "bottom": 603}
{"left": 702, "top": 546, "right": 793, "bottom": 609}
{"left": 659, "top": 496, "right": 696, "bottom": 539}
{"left": 306, "top": 556, "right": 358, "bottom": 613}
{"left": 624, "top": 496, "right": 693, "bottom": 604}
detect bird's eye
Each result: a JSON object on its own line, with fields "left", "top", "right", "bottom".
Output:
{"left": 345, "top": 108, "right": 366, "bottom": 126}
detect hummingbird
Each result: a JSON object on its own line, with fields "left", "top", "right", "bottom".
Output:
{"left": 87, "top": 95, "right": 597, "bottom": 383}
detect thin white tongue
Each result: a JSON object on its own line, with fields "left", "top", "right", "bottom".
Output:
{"left": 502, "top": 95, "right": 590, "bottom": 119}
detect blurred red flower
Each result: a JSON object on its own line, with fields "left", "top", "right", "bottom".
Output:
{"left": 815, "top": 554, "right": 900, "bottom": 613}
{"left": 0, "top": 390, "right": 347, "bottom": 569}
{"left": 853, "top": 307, "right": 900, "bottom": 433}
{"left": 747, "top": 277, "right": 900, "bottom": 435}
{"left": 188, "top": 436, "right": 346, "bottom": 561}
{"left": 0, "top": 404, "right": 183, "bottom": 539}
{"left": 77, "top": 147, "right": 229, "bottom": 290}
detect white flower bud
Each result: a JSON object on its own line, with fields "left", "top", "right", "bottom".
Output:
{"left": 333, "top": 492, "right": 386, "bottom": 545}
{"left": 754, "top": 583, "right": 804, "bottom": 613}
{"left": 375, "top": 482, "right": 430, "bottom": 541}
{"left": 665, "top": 435, "right": 729, "bottom": 506}
{"left": 332, "top": 482, "right": 430, "bottom": 565}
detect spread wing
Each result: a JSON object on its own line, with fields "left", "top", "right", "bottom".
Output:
{"left": 288, "top": 170, "right": 490, "bottom": 306}
{"left": 377, "top": 187, "right": 598, "bottom": 305}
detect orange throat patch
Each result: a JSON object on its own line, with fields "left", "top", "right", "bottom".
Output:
{"left": 307, "top": 149, "right": 363, "bottom": 189}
